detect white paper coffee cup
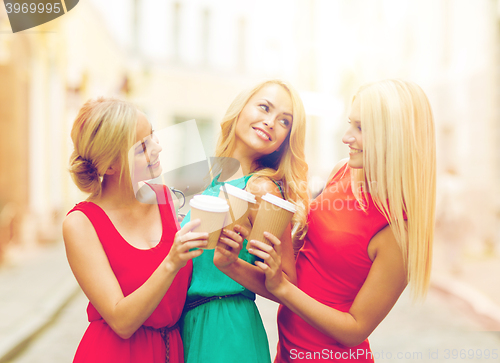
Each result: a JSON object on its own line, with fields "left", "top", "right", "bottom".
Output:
{"left": 190, "top": 195, "right": 229, "bottom": 249}
{"left": 218, "top": 184, "right": 256, "bottom": 229}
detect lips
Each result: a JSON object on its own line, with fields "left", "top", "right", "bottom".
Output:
{"left": 148, "top": 159, "right": 160, "bottom": 167}
{"left": 252, "top": 127, "right": 272, "bottom": 141}
{"left": 349, "top": 147, "right": 363, "bottom": 154}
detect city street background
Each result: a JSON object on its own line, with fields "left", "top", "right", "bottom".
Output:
{"left": 0, "top": 0, "right": 499, "bottom": 362}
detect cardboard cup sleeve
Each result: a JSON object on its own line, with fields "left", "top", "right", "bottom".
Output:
{"left": 247, "top": 193, "right": 296, "bottom": 248}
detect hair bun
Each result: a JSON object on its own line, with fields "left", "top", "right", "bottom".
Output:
{"left": 78, "top": 156, "right": 100, "bottom": 179}
{"left": 69, "top": 153, "right": 102, "bottom": 195}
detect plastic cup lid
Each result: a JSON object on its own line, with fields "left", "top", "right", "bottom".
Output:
{"left": 261, "top": 193, "right": 296, "bottom": 213}
{"left": 219, "top": 184, "right": 256, "bottom": 204}
{"left": 190, "top": 195, "right": 229, "bottom": 213}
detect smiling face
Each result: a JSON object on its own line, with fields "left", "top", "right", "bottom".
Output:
{"left": 233, "top": 83, "right": 293, "bottom": 160}
{"left": 343, "top": 97, "right": 364, "bottom": 169}
{"left": 129, "top": 111, "right": 162, "bottom": 183}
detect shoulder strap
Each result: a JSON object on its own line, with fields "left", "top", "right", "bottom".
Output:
{"left": 243, "top": 173, "right": 254, "bottom": 183}
{"left": 270, "top": 179, "right": 285, "bottom": 199}
{"left": 144, "top": 183, "right": 180, "bottom": 231}
{"left": 247, "top": 175, "right": 286, "bottom": 199}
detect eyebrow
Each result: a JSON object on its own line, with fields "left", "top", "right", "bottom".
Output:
{"left": 348, "top": 117, "right": 361, "bottom": 124}
{"left": 260, "top": 99, "right": 293, "bottom": 119}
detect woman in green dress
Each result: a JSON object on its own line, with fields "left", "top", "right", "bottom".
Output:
{"left": 180, "top": 79, "right": 309, "bottom": 363}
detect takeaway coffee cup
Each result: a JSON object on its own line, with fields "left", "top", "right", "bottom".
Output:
{"left": 189, "top": 195, "right": 229, "bottom": 249}
{"left": 247, "top": 193, "right": 296, "bottom": 248}
{"left": 218, "top": 184, "right": 256, "bottom": 230}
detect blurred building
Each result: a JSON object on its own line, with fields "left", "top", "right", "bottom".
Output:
{"left": 0, "top": 1, "right": 129, "bottom": 259}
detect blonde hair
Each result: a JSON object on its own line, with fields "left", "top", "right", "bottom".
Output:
{"left": 69, "top": 97, "right": 138, "bottom": 197}
{"left": 351, "top": 79, "right": 436, "bottom": 300}
{"left": 214, "top": 79, "right": 309, "bottom": 240}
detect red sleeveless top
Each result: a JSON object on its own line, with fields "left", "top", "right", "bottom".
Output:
{"left": 67, "top": 184, "right": 191, "bottom": 363}
{"left": 276, "top": 164, "right": 388, "bottom": 362}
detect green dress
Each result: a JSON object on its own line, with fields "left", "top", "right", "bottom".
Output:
{"left": 180, "top": 175, "right": 271, "bottom": 363}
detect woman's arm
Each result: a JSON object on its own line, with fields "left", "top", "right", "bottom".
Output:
{"left": 214, "top": 176, "right": 296, "bottom": 302}
{"left": 63, "top": 214, "right": 207, "bottom": 339}
{"left": 250, "top": 225, "right": 407, "bottom": 347}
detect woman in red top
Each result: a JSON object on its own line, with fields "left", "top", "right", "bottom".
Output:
{"left": 63, "top": 97, "right": 208, "bottom": 362}
{"left": 249, "top": 79, "right": 436, "bottom": 362}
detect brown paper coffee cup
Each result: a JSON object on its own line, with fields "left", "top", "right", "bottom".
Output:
{"left": 218, "top": 184, "right": 256, "bottom": 230}
{"left": 247, "top": 193, "right": 296, "bottom": 248}
{"left": 190, "top": 195, "right": 229, "bottom": 249}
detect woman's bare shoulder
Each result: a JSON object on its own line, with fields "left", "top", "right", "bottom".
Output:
{"left": 62, "top": 209, "right": 96, "bottom": 246}
{"left": 246, "top": 175, "right": 283, "bottom": 199}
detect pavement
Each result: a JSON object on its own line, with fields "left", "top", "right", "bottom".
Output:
{"left": 0, "top": 242, "right": 80, "bottom": 363}
{"left": 431, "top": 243, "right": 500, "bottom": 331}
{"left": 0, "top": 240, "right": 499, "bottom": 363}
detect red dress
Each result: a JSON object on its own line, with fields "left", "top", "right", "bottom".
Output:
{"left": 276, "top": 164, "right": 388, "bottom": 362}
{"left": 67, "top": 185, "right": 191, "bottom": 363}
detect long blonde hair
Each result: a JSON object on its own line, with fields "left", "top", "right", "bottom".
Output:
{"left": 69, "top": 97, "right": 138, "bottom": 197}
{"left": 351, "top": 79, "right": 436, "bottom": 300}
{"left": 214, "top": 79, "right": 309, "bottom": 240}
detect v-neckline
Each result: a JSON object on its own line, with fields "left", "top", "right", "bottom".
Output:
{"left": 86, "top": 187, "right": 165, "bottom": 251}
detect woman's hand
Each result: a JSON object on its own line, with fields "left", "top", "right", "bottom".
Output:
{"left": 214, "top": 225, "right": 248, "bottom": 269}
{"left": 164, "top": 219, "right": 208, "bottom": 272}
{"left": 248, "top": 231, "right": 286, "bottom": 296}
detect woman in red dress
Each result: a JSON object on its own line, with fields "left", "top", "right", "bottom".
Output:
{"left": 249, "top": 79, "right": 436, "bottom": 362}
{"left": 63, "top": 97, "right": 208, "bottom": 363}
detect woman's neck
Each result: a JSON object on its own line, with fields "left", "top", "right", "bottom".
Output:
{"left": 219, "top": 165, "right": 245, "bottom": 182}
{"left": 89, "top": 175, "right": 141, "bottom": 209}
{"left": 230, "top": 147, "right": 260, "bottom": 176}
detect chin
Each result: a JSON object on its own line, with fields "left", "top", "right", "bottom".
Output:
{"left": 146, "top": 164, "right": 162, "bottom": 179}
{"left": 152, "top": 170, "right": 162, "bottom": 179}
{"left": 153, "top": 164, "right": 163, "bottom": 176}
